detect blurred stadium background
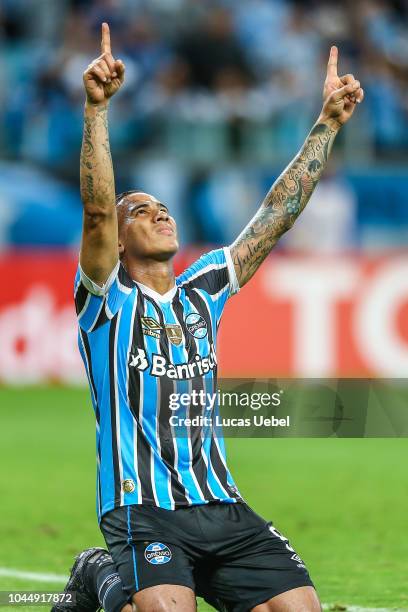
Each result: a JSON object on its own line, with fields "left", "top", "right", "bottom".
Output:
{"left": 0, "top": 0, "right": 407, "bottom": 610}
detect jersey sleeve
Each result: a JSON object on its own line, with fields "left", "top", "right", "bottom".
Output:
{"left": 74, "top": 261, "right": 134, "bottom": 333}
{"left": 176, "top": 247, "right": 239, "bottom": 323}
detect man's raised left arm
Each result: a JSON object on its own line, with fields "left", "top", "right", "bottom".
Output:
{"left": 230, "top": 46, "right": 364, "bottom": 287}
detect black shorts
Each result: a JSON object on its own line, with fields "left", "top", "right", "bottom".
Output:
{"left": 100, "top": 502, "right": 314, "bottom": 612}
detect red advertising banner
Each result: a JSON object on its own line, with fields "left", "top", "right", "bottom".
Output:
{"left": 1, "top": 251, "right": 407, "bottom": 383}
{"left": 219, "top": 253, "right": 408, "bottom": 378}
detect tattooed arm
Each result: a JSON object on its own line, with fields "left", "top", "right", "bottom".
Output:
{"left": 230, "top": 119, "right": 338, "bottom": 285}
{"left": 230, "top": 46, "right": 364, "bottom": 287}
{"left": 79, "top": 22, "right": 125, "bottom": 285}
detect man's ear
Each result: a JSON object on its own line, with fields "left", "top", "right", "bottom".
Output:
{"left": 118, "top": 240, "right": 125, "bottom": 256}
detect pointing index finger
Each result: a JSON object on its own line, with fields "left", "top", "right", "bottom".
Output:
{"left": 101, "top": 22, "right": 111, "bottom": 55}
{"left": 327, "top": 45, "right": 338, "bottom": 79}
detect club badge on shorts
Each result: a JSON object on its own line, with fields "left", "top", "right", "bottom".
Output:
{"left": 144, "top": 542, "right": 172, "bottom": 565}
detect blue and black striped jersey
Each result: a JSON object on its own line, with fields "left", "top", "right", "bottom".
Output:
{"left": 74, "top": 247, "right": 242, "bottom": 521}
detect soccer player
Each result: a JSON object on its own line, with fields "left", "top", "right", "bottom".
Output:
{"left": 56, "top": 22, "right": 363, "bottom": 612}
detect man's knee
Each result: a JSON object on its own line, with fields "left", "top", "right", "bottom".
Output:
{"left": 251, "top": 586, "right": 321, "bottom": 612}
{"left": 131, "top": 584, "right": 196, "bottom": 612}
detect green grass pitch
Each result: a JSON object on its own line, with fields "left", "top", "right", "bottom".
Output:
{"left": 0, "top": 387, "right": 407, "bottom": 610}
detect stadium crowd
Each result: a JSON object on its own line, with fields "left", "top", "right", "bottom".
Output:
{"left": 1, "top": 0, "right": 408, "bottom": 247}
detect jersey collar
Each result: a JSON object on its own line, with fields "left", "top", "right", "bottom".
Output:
{"left": 136, "top": 281, "right": 178, "bottom": 303}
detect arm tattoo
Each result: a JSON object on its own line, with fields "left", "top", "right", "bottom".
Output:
{"left": 230, "top": 121, "right": 338, "bottom": 287}
{"left": 80, "top": 104, "right": 115, "bottom": 211}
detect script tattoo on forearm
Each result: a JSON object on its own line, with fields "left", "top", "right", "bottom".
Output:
{"left": 230, "top": 122, "right": 337, "bottom": 286}
{"left": 80, "top": 104, "right": 115, "bottom": 210}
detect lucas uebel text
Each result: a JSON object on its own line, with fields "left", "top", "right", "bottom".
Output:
{"left": 168, "top": 390, "right": 290, "bottom": 429}
{"left": 169, "top": 414, "right": 290, "bottom": 428}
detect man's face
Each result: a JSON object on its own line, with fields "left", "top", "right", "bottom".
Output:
{"left": 117, "top": 192, "right": 179, "bottom": 261}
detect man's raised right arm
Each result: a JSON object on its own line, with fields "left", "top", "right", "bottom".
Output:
{"left": 79, "top": 22, "right": 125, "bottom": 286}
